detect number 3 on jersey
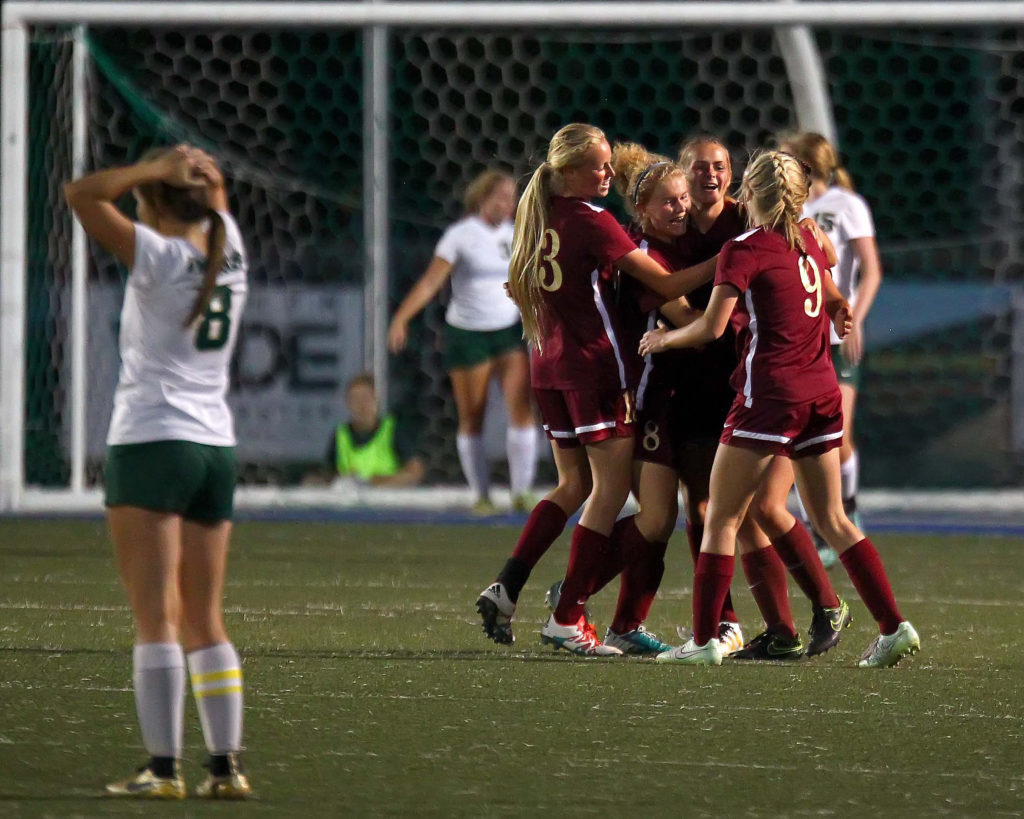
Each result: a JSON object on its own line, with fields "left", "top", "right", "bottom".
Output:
{"left": 539, "top": 228, "right": 562, "bottom": 292}
{"left": 195, "top": 285, "right": 232, "bottom": 350}
{"left": 798, "top": 255, "right": 822, "bottom": 318}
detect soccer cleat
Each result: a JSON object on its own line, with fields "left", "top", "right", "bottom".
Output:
{"left": 731, "top": 630, "right": 805, "bottom": 661}
{"left": 543, "top": 579, "right": 591, "bottom": 621}
{"left": 471, "top": 497, "right": 497, "bottom": 516}
{"left": 807, "top": 597, "right": 852, "bottom": 657}
{"left": 511, "top": 493, "right": 537, "bottom": 513}
{"left": 655, "top": 637, "right": 723, "bottom": 666}
{"left": 540, "top": 614, "right": 623, "bottom": 656}
{"left": 604, "top": 625, "right": 673, "bottom": 656}
{"left": 106, "top": 763, "right": 185, "bottom": 799}
{"left": 858, "top": 621, "right": 921, "bottom": 668}
{"left": 195, "top": 754, "right": 252, "bottom": 800}
{"left": 717, "top": 621, "right": 745, "bottom": 657}
{"left": 476, "top": 582, "right": 516, "bottom": 645}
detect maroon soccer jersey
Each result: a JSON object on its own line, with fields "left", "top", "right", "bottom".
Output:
{"left": 530, "top": 197, "right": 639, "bottom": 390}
{"left": 717, "top": 225, "right": 838, "bottom": 405}
{"left": 620, "top": 231, "right": 688, "bottom": 403}
{"left": 661, "top": 200, "right": 745, "bottom": 436}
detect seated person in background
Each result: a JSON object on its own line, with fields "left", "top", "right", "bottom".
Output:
{"left": 314, "top": 372, "right": 426, "bottom": 487}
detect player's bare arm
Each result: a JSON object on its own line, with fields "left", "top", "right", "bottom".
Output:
{"left": 639, "top": 283, "right": 738, "bottom": 355}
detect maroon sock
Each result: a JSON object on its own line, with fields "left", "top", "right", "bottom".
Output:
{"left": 693, "top": 552, "right": 735, "bottom": 646}
{"left": 553, "top": 525, "right": 610, "bottom": 624}
{"left": 839, "top": 538, "right": 903, "bottom": 634}
{"left": 589, "top": 516, "right": 633, "bottom": 596}
{"left": 510, "top": 499, "right": 568, "bottom": 567}
{"left": 740, "top": 547, "right": 797, "bottom": 640}
{"left": 497, "top": 500, "right": 569, "bottom": 603}
{"left": 689, "top": 520, "right": 737, "bottom": 624}
{"left": 771, "top": 521, "right": 840, "bottom": 609}
{"left": 610, "top": 523, "right": 668, "bottom": 634}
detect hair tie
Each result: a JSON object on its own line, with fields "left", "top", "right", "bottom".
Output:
{"left": 632, "top": 161, "right": 671, "bottom": 207}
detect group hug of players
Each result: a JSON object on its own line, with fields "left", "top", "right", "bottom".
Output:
{"left": 476, "top": 124, "right": 920, "bottom": 669}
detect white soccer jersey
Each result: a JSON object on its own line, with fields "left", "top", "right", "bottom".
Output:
{"left": 106, "top": 212, "right": 248, "bottom": 446}
{"left": 434, "top": 215, "right": 520, "bottom": 331}
{"left": 802, "top": 186, "right": 875, "bottom": 345}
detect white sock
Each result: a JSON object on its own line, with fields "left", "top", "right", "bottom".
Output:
{"left": 840, "top": 451, "right": 859, "bottom": 501}
{"left": 132, "top": 642, "right": 185, "bottom": 759}
{"left": 187, "top": 643, "right": 243, "bottom": 754}
{"left": 506, "top": 426, "right": 537, "bottom": 498}
{"left": 456, "top": 434, "right": 490, "bottom": 501}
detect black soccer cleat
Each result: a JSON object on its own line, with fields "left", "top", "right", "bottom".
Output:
{"left": 731, "top": 629, "right": 805, "bottom": 661}
{"left": 476, "top": 582, "right": 516, "bottom": 645}
{"left": 807, "top": 598, "right": 852, "bottom": 657}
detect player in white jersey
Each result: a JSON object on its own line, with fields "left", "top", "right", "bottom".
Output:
{"left": 782, "top": 132, "right": 883, "bottom": 566}
{"left": 387, "top": 170, "right": 537, "bottom": 513}
{"left": 65, "top": 145, "right": 251, "bottom": 800}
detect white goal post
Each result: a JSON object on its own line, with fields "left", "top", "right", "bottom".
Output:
{"left": 2, "top": 1, "right": 1022, "bottom": 513}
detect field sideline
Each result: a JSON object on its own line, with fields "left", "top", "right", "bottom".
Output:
{"left": 1, "top": 517, "right": 1023, "bottom": 817}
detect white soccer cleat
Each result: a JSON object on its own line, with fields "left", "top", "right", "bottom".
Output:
{"left": 476, "top": 582, "right": 516, "bottom": 645}
{"left": 540, "top": 614, "right": 623, "bottom": 656}
{"left": 655, "top": 637, "right": 723, "bottom": 666}
{"left": 717, "top": 621, "right": 744, "bottom": 657}
{"left": 858, "top": 621, "right": 921, "bottom": 668}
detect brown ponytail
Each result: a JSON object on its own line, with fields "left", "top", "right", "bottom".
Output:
{"left": 183, "top": 209, "right": 227, "bottom": 328}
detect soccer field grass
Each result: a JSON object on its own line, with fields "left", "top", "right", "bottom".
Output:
{"left": 1, "top": 517, "right": 1022, "bottom": 817}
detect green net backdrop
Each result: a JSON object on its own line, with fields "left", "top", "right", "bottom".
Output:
{"left": 23, "top": 25, "right": 1024, "bottom": 489}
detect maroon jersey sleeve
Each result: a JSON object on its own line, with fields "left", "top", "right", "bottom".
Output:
{"left": 588, "top": 208, "right": 639, "bottom": 265}
{"left": 715, "top": 231, "right": 760, "bottom": 295}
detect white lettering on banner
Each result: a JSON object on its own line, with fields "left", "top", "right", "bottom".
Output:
{"left": 71, "top": 285, "right": 364, "bottom": 462}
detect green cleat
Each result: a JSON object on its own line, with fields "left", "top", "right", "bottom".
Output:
{"left": 604, "top": 625, "right": 673, "bottom": 656}
{"left": 731, "top": 630, "right": 805, "bottom": 661}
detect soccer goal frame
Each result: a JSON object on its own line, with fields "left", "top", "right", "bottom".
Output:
{"left": 2, "top": 1, "right": 1022, "bottom": 512}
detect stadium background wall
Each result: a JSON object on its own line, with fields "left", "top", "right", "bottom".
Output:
{"left": 7, "top": 11, "right": 1024, "bottom": 500}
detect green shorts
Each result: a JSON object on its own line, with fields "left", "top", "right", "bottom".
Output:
{"left": 105, "top": 441, "right": 236, "bottom": 523}
{"left": 443, "top": 323, "right": 525, "bottom": 371}
{"left": 832, "top": 344, "right": 862, "bottom": 389}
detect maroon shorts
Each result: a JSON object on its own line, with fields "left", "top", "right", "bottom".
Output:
{"left": 534, "top": 387, "right": 636, "bottom": 449}
{"left": 720, "top": 389, "right": 844, "bottom": 458}
{"left": 634, "top": 387, "right": 677, "bottom": 468}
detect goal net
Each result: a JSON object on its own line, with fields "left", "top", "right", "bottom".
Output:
{"left": 3, "top": 3, "right": 1023, "bottom": 510}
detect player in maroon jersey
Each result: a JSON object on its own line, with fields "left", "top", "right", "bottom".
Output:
{"left": 640, "top": 150, "right": 920, "bottom": 668}
{"left": 475, "top": 123, "right": 715, "bottom": 655}
{"left": 675, "top": 135, "right": 850, "bottom": 662}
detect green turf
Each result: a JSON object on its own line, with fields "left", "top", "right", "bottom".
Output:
{"left": 1, "top": 518, "right": 1023, "bottom": 817}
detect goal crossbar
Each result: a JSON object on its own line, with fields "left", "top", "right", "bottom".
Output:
{"left": 4, "top": 1, "right": 1024, "bottom": 27}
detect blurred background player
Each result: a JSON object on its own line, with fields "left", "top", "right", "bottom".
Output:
{"left": 476, "top": 123, "right": 714, "bottom": 655}
{"left": 388, "top": 170, "right": 537, "bottom": 513}
{"left": 65, "top": 145, "right": 252, "bottom": 798}
{"left": 307, "top": 372, "right": 425, "bottom": 487}
{"left": 642, "top": 150, "right": 919, "bottom": 669}
{"left": 781, "top": 132, "right": 883, "bottom": 567}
